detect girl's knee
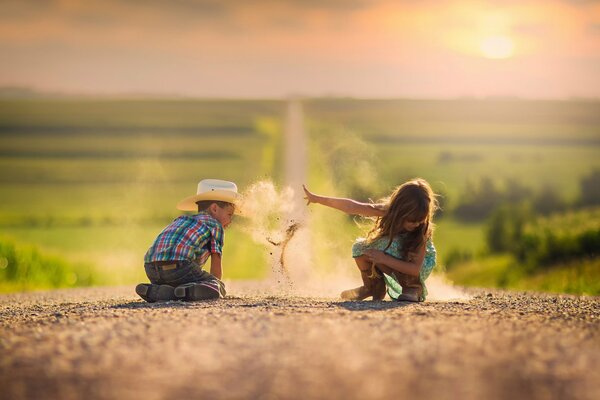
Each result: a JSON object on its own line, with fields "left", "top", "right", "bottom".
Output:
{"left": 376, "top": 264, "right": 394, "bottom": 275}
{"left": 354, "top": 255, "right": 372, "bottom": 271}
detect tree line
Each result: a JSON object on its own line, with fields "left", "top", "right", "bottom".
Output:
{"left": 445, "top": 169, "right": 600, "bottom": 270}
{"left": 452, "top": 169, "right": 600, "bottom": 222}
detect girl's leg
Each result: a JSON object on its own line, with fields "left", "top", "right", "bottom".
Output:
{"left": 341, "top": 256, "right": 385, "bottom": 301}
{"left": 378, "top": 267, "right": 422, "bottom": 302}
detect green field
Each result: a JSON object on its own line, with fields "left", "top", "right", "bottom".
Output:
{"left": 306, "top": 99, "right": 600, "bottom": 202}
{"left": 305, "top": 98, "right": 600, "bottom": 295}
{"left": 0, "top": 99, "right": 286, "bottom": 290}
{"left": 1, "top": 98, "right": 599, "bottom": 294}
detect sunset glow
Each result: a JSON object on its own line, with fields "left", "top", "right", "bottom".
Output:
{"left": 480, "top": 36, "right": 515, "bottom": 59}
{"left": 0, "top": 0, "right": 598, "bottom": 98}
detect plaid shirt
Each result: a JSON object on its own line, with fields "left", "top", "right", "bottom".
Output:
{"left": 144, "top": 212, "right": 224, "bottom": 265}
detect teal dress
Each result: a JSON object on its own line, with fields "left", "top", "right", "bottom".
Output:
{"left": 352, "top": 235, "right": 437, "bottom": 301}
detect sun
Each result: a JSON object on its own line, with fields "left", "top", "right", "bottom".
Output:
{"left": 480, "top": 35, "right": 515, "bottom": 59}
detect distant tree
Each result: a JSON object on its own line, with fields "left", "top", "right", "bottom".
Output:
{"left": 486, "top": 207, "right": 512, "bottom": 252}
{"left": 533, "top": 185, "right": 564, "bottom": 215}
{"left": 580, "top": 169, "right": 600, "bottom": 206}
{"left": 504, "top": 178, "right": 532, "bottom": 204}
{"left": 455, "top": 177, "right": 502, "bottom": 221}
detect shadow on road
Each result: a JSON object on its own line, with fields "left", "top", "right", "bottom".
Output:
{"left": 112, "top": 300, "right": 203, "bottom": 310}
{"left": 112, "top": 298, "right": 418, "bottom": 311}
{"left": 336, "top": 300, "right": 414, "bottom": 311}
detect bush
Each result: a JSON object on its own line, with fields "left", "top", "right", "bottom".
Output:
{"left": 486, "top": 204, "right": 531, "bottom": 253}
{"left": 504, "top": 227, "right": 598, "bottom": 273}
{"left": 0, "top": 239, "right": 97, "bottom": 291}
{"left": 444, "top": 247, "right": 474, "bottom": 270}
{"left": 485, "top": 205, "right": 599, "bottom": 273}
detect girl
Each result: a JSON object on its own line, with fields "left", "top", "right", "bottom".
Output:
{"left": 303, "top": 178, "right": 437, "bottom": 302}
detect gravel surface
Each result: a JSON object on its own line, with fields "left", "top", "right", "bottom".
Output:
{"left": 0, "top": 285, "right": 599, "bottom": 400}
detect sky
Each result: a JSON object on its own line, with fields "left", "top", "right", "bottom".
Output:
{"left": 0, "top": 0, "right": 599, "bottom": 98}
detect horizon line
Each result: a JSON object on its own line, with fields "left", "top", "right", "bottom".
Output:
{"left": 0, "top": 86, "right": 599, "bottom": 102}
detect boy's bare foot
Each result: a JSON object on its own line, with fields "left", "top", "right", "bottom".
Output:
{"left": 340, "top": 286, "right": 372, "bottom": 301}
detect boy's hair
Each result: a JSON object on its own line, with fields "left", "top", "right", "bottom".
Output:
{"left": 196, "top": 200, "right": 235, "bottom": 212}
{"left": 367, "top": 178, "right": 438, "bottom": 258}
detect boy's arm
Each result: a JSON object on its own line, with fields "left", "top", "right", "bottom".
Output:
{"left": 210, "top": 253, "right": 222, "bottom": 280}
{"left": 303, "top": 185, "right": 386, "bottom": 217}
{"left": 363, "top": 244, "right": 426, "bottom": 277}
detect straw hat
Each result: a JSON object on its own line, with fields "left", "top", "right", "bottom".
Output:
{"left": 177, "top": 179, "right": 239, "bottom": 211}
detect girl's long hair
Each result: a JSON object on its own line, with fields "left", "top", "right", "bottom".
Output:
{"left": 367, "top": 178, "right": 438, "bottom": 259}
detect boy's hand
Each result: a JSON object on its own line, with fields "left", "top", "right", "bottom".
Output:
{"left": 303, "top": 185, "right": 319, "bottom": 205}
{"left": 210, "top": 253, "right": 223, "bottom": 280}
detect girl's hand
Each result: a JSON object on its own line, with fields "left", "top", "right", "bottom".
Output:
{"left": 303, "top": 185, "right": 319, "bottom": 205}
{"left": 363, "top": 249, "right": 387, "bottom": 265}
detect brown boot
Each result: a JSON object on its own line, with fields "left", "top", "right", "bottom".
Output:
{"left": 340, "top": 269, "right": 383, "bottom": 301}
{"left": 340, "top": 285, "right": 371, "bottom": 300}
{"left": 395, "top": 273, "right": 423, "bottom": 302}
{"left": 396, "top": 291, "right": 420, "bottom": 302}
{"left": 372, "top": 276, "right": 386, "bottom": 301}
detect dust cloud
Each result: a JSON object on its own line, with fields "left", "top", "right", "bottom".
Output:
{"left": 237, "top": 180, "right": 357, "bottom": 297}
{"left": 236, "top": 180, "right": 297, "bottom": 285}
{"left": 425, "top": 275, "right": 471, "bottom": 302}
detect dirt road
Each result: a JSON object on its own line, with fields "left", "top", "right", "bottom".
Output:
{"left": 1, "top": 285, "right": 598, "bottom": 400}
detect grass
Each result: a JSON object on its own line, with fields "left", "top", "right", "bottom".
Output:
{"left": 0, "top": 99, "right": 285, "bottom": 129}
{"left": 446, "top": 254, "right": 600, "bottom": 296}
{"left": 1, "top": 98, "right": 598, "bottom": 294}
{"left": 0, "top": 99, "right": 285, "bottom": 290}
{"left": 444, "top": 206, "right": 600, "bottom": 294}
{"left": 517, "top": 258, "right": 600, "bottom": 296}
{"left": 526, "top": 207, "right": 600, "bottom": 235}
{"left": 307, "top": 98, "right": 600, "bottom": 204}
{"left": 305, "top": 98, "right": 599, "bottom": 296}
{"left": 374, "top": 143, "right": 599, "bottom": 205}
{"left": 305, "top": 98, "right": 600, "bottom": 142}
{"left": 2, "top": 219, "right": 269, "bottom": 286}
{"left": 0, "top": 237, "right": 101, "bottom": 292}
{"left": 433, "top": 217, "right": 486, "bottom": 262}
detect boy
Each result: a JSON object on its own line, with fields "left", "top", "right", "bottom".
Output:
{"left": 135, "top": 179, "right": 238, "bottom": 302}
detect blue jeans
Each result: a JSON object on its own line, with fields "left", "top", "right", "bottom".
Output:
{"left": 144, "top": 260, "right": 226, "bottom": 295}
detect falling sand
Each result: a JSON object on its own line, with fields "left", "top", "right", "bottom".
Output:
{"left": 266, "top": 221, "right": 301, "bottom": 282}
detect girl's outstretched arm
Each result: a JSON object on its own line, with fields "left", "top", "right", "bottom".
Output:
{"left": 303, "top": 185, "right": 385, "bottom": 217}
